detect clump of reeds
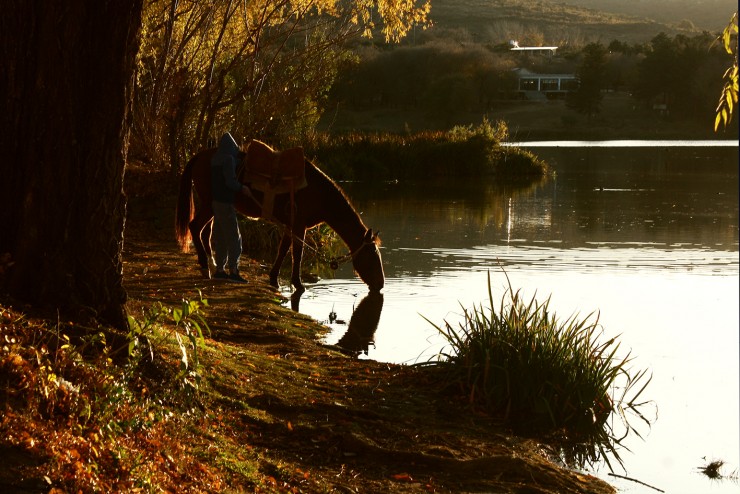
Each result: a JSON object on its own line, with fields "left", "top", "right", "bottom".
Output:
{"left": 700, "top": 460, "right": 725, "bottom": 479}
{"left": 305, "top": 119, "right": 548, "bottom": 182}
{"left": 423, "top": 272, "right": 651, "bottom": 469}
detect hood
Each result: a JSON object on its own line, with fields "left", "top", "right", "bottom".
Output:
{"left": 217, "top": 132, "right": 240, "bottom": 157}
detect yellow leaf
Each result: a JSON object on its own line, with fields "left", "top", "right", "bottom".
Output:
{"left": 392, "top": 473, "right": 414, "bottom": 482}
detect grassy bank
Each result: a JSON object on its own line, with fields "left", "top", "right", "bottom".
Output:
{"left": 0, "top": 268, "right": 616, "bottom": 494}
{"left": 0, "top": 173, "right": 617, "bottom": 493}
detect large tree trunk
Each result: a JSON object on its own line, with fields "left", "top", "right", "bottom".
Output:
{"left": 0, "top": 2, "right": 143, "bottom": 329}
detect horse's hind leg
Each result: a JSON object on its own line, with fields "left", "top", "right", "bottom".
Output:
{"left": 269, "top": 232, "right": 292, "bottom": 288}
{"left": 189, "top": 211, "right": 213, "bottom": 277}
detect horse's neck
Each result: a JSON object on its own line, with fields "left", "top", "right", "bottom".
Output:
{"left": 327, "top": 211, "right": 366, "bottom": 253}
{"left": 313, "top": 166, "right": 366, "bottom": 252}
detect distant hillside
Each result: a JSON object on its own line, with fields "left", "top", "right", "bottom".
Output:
{"left": 561, "top": 0, "right": 736, "bottom": 31}
{"left": 424, "top": 0, "right": 728, "bottom": 45}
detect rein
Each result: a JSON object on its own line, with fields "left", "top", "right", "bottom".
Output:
{"left": 327, "top": 238, "right": 377, "bottom": 270}
{"left": 291, "top": 228, "right": 378, "bottom": 271}
{"left": 244, "top": 193, "right": 376, "bottom": 271}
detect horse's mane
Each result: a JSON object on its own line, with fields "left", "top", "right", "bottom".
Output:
{"left": 305, "top": 160, "right": 380, "bottom": 244}
{"left": 306, "top": 159, "right": 360, "bottom": 214}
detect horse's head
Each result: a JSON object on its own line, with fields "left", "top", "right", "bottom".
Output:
{"left": 352, "top": 229, "right": 384, "bottom": 292}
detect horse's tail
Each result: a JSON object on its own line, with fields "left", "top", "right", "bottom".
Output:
{"left": 175, "top": 155, "right": 196, "bottom": 253}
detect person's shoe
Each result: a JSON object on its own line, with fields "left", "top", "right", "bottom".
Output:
{"left": 228, "top": 272, "right": 248, "bottom": 283}
{"left": 212, "top": 270, "right": 230, "bottom": 280}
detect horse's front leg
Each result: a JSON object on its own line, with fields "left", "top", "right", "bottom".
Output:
{"left": 269, "top": 231, "right": 292, "bottom": 288}
{"left": 290, "top": 230, "right": 306, "bottom": 295}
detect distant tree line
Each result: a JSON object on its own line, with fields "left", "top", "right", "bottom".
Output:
{"left": 130, "top": 1, "right": 731, "bottom": 177}
{"left": 328, "top": 39, "right": 520, "bottom": 119}
{"left": 630, "top": 33, "right": 729, "bottom": 120}
{"left": 327, "top": 31, "right": 731, "bottom": 126}
{"left": 129, "top": 1, "right": 731, "bottom": 178}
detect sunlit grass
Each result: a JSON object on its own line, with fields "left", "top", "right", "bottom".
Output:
{"left": 0, "top": 299, "right": 224, "bottom": 491}
{"left": 421, "top": 271, "right": 652, "bottom": 470}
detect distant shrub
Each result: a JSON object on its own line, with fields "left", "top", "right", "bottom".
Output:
{"left": 492, "top": 147, "right": 549, "bottom": 180}
{"left": 448, "top": 117, "right": 509, "bottom": 143}
{"left": 306, "top": 120, "right": 547, "bottom": 182}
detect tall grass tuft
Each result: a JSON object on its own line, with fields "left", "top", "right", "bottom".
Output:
{"left": 422, "top": 272, "right": 652, "bottom": 469}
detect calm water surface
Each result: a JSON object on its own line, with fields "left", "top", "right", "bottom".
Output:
{"left": 279, "top": 141, "right": 739, "bottom": 493}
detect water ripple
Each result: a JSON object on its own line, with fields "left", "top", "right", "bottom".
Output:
{"left": 395, "top": 244, "right": 739, "bottom": 276}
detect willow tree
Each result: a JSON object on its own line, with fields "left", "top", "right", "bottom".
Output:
{"left": 134, "top": 0, "right": 430, "bottom": 174}
{"left": 0, "top": 3, "right": 144, "bottom": 329}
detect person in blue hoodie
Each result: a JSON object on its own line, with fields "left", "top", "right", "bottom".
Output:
{"left": 210, "top": 132, "right": 253, "bottom": 282}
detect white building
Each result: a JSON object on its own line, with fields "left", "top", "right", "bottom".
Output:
{"left": 513, "top": 68, "right": 578, "bottom": 99}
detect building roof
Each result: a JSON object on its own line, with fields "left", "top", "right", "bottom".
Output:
{"left": 513, "top": 68, "right": 575, "bottom": 79}
{"left": 510, "top": 46, "right": 558, "bottom": 53}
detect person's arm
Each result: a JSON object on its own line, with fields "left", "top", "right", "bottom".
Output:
{"left": 221, "top": 156, "right": 243, "bottom": 192}
{"left": 222, "top": 156, "right": 253, "bottom": 198}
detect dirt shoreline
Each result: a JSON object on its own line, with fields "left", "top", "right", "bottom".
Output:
{"left": 118, "top": 172, "right": 616, "bottom": 493}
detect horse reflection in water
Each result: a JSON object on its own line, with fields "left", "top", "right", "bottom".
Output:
{"left": 292, "top": 291, "right": 384, "bottom": 358}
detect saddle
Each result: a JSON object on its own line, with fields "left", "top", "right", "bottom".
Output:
{"left": 239, "top": 139, "right": 307, "bottom": 220}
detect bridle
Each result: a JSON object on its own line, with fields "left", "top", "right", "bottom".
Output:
{"left": 242, "top": 181, "right": 379, "bottom": 271}
{"left": 328, "top": 234, "right": 380, "bottom": 270}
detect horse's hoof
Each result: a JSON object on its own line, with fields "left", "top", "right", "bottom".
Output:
{"left": 200, "top": 268, "right": 211, "bottom": 279}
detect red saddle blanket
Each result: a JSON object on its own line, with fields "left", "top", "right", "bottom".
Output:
{"left": 240, "top": 139, "right": 306, "bottom": 192}
{"left": 238, "top": 139, "right": 307, "bottom": 220}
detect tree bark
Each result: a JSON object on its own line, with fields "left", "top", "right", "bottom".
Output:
{"left": 0, "top": 2, "right": 143, "bottom": 330}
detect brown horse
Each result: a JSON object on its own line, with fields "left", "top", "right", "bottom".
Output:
{"left": 175, "top": 146, "right": 384, "bottom": 294}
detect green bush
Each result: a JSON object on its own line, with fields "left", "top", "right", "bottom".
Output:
{"left": 422, "top": 272, "right": 651, "bottom": 468}
{"left": 126, "top": 293, "right": 211, "bottom": 392}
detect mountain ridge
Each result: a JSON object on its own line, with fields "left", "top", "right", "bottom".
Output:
{"left": 423, "top": 0, "right": 734, "bottom": 44}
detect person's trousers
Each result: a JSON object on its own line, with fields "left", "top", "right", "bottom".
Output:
{"left": 211, "top": 200, "right": 242, "bottom": 273}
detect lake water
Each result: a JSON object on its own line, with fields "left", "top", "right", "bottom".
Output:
{"left": 279, "top": 141, "right": 739, "bottom": 493}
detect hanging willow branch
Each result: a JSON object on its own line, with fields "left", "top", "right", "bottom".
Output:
{"left": 714, "top": 12, "right": 738, "bottom": 131}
